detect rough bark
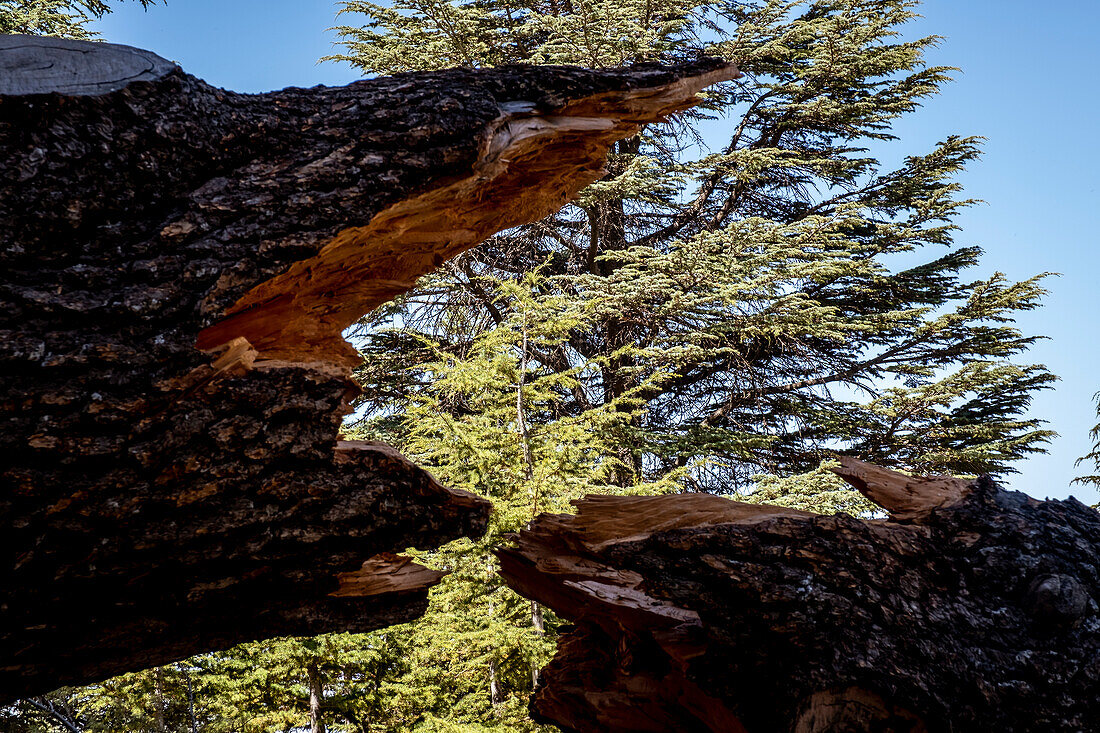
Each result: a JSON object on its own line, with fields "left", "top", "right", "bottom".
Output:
{"left": 499, "top": 458, "right": 1100, "bottom": 732}
{"left": 0, "top": 34, "right": 737, "bottom": 701}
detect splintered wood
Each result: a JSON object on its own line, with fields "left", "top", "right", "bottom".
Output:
{"left": 830, "top": 456, "right": 972, "bottom": 521}
{"left": 193, "top": 64, "right": 736, "bottom": 366}
{"left": 500, "top": 460, "right": 1100, "bottom": 732}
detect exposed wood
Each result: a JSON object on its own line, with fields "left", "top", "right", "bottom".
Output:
{"left": 0, "top": 34, "right": 737, "bottom": 701}
{"left": 499, "top": 462, "right": 1100, "bottom": 732}
{"left": 329, "top": 553, "right": 446, "bottom": 599}
{"left": 791, "top": 688, "right": 927, "bottom": 733}
{"left": 0, "top": 35, "right": 176, "bottom": 96}
{"left": 191, "top": 62, "right": 737, "bottom": 365}
{"left": 831, "top": 456, "right": 970, "bottom": 521}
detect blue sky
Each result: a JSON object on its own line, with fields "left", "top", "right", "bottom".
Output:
{"left": 91, "top": 1, "right": 1100, "bottom": 503}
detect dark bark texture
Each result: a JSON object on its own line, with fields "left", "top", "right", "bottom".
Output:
{"left": 0, "top": 34, "right": 736, "bottom": 701}
{"left": 499, "top": 459, "right": 1100, "bottom": 732}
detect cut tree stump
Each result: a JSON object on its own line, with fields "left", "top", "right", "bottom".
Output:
{"left": 0, "top": 34, "right": 737, "bottom": 701}
{"left": 498, "top": 458, "right": 1100, "bottom": 732}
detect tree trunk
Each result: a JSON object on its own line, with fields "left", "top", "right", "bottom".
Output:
{"left": 186, "top": 669, "right": 198, "bottom": 733}
{"left": 153, "top": 667, "right": 167, "bottom": 733}
{"left": 489, "top": 659, "right": 503, "bottom": 707}
{"left": 308, "top": 660, "right": 326, "bottom": 733}
{"left": 499, "top": 458, "right": 1100, "bottom": 732}
{"left": 531, "top": 600, "right": 545, "bottom": 688}
{"left": 0, "top": 34, "right": 736, "bottom": 702}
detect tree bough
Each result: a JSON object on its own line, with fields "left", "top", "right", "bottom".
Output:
{"left": 499, "top": 458, "right": 1100, "bottom": 732}
{"left": 0, "top": 34, "right": 737, "bottom": 700}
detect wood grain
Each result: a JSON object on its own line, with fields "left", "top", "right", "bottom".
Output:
{"left": 0, "top": 34, "right": 175, "bottom": 96}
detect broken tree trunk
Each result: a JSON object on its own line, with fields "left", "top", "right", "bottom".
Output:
{"left": 498, "top": 458, "right": 1100, "bottom": 732}
{"left": 0, "top": 34, "right": 737, "bottom": 701}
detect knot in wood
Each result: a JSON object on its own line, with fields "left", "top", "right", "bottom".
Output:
{"left": 1026, "top": 573, "right": 1093, "bottom": 626}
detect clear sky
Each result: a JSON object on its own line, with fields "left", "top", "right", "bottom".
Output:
{"left": 91, "top": 0, "right": 1100, "bottom": 504}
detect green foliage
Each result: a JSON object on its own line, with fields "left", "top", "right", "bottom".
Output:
{"left": 746, "top": 460, "right": 879, "bottom": 515}
{"left": 0, "top": 0, "right": 154, "bottom": 39}
{"left": 327, "top": 0, "right": 716, "bottom": 72}
{"left": 1073, "top": 392, "right": 1100, "bottom": 489}
{"left": 336, "top": 0, "right": 1055, "bottom": 489}
{"left": 341, "top": 272, "right": 684, "bottom": 730}
{"left": 7, "top": 638, "right": 417, "bottom": 732}
{"left": 1, "top": 689, "right": 85, "bottom": 733}
{"left": 1, "top": 668, "right": 196, "bottom": 733}
{"left": 186, "top": 634, "right": 420, "bottom": 732}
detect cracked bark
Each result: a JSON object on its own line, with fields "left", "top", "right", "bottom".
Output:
{"left": 0, "top": 34, "right": 736, "bottom": 701}
{"left": 499, "top": 458, "right": 1100, "bottom": 732}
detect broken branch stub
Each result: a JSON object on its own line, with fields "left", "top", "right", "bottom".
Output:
{"left": 0, "top": 34, "right": 738, "bottom": 701}
{"left": 499, "top": 461, "right": 1100, "bottom": 732}
{"left": 830, "top": 456, "right": 971, "bottom": 521}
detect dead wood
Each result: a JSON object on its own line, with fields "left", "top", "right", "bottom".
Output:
{"left": 0, "top": 34, "right": 737, "bottom": 700}
{"left": 499, "top": 458, "right": 1100, "bottom": 732}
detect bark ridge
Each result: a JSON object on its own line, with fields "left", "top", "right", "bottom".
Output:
{"left": 499, "top": 458, "right": 1100, "bottom": 732}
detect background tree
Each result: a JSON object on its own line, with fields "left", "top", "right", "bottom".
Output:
{"left": 330, "top": 0, "right": 1054, "bottom": 491}
{"left": 0, "top": 0, "right": 153, "bottom": 39}
{"left": 1073, "top": 392, "right": 1100, "bottom": 491}
{"left": 321, "top": 0, "right": 1057, "bottom": 725}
